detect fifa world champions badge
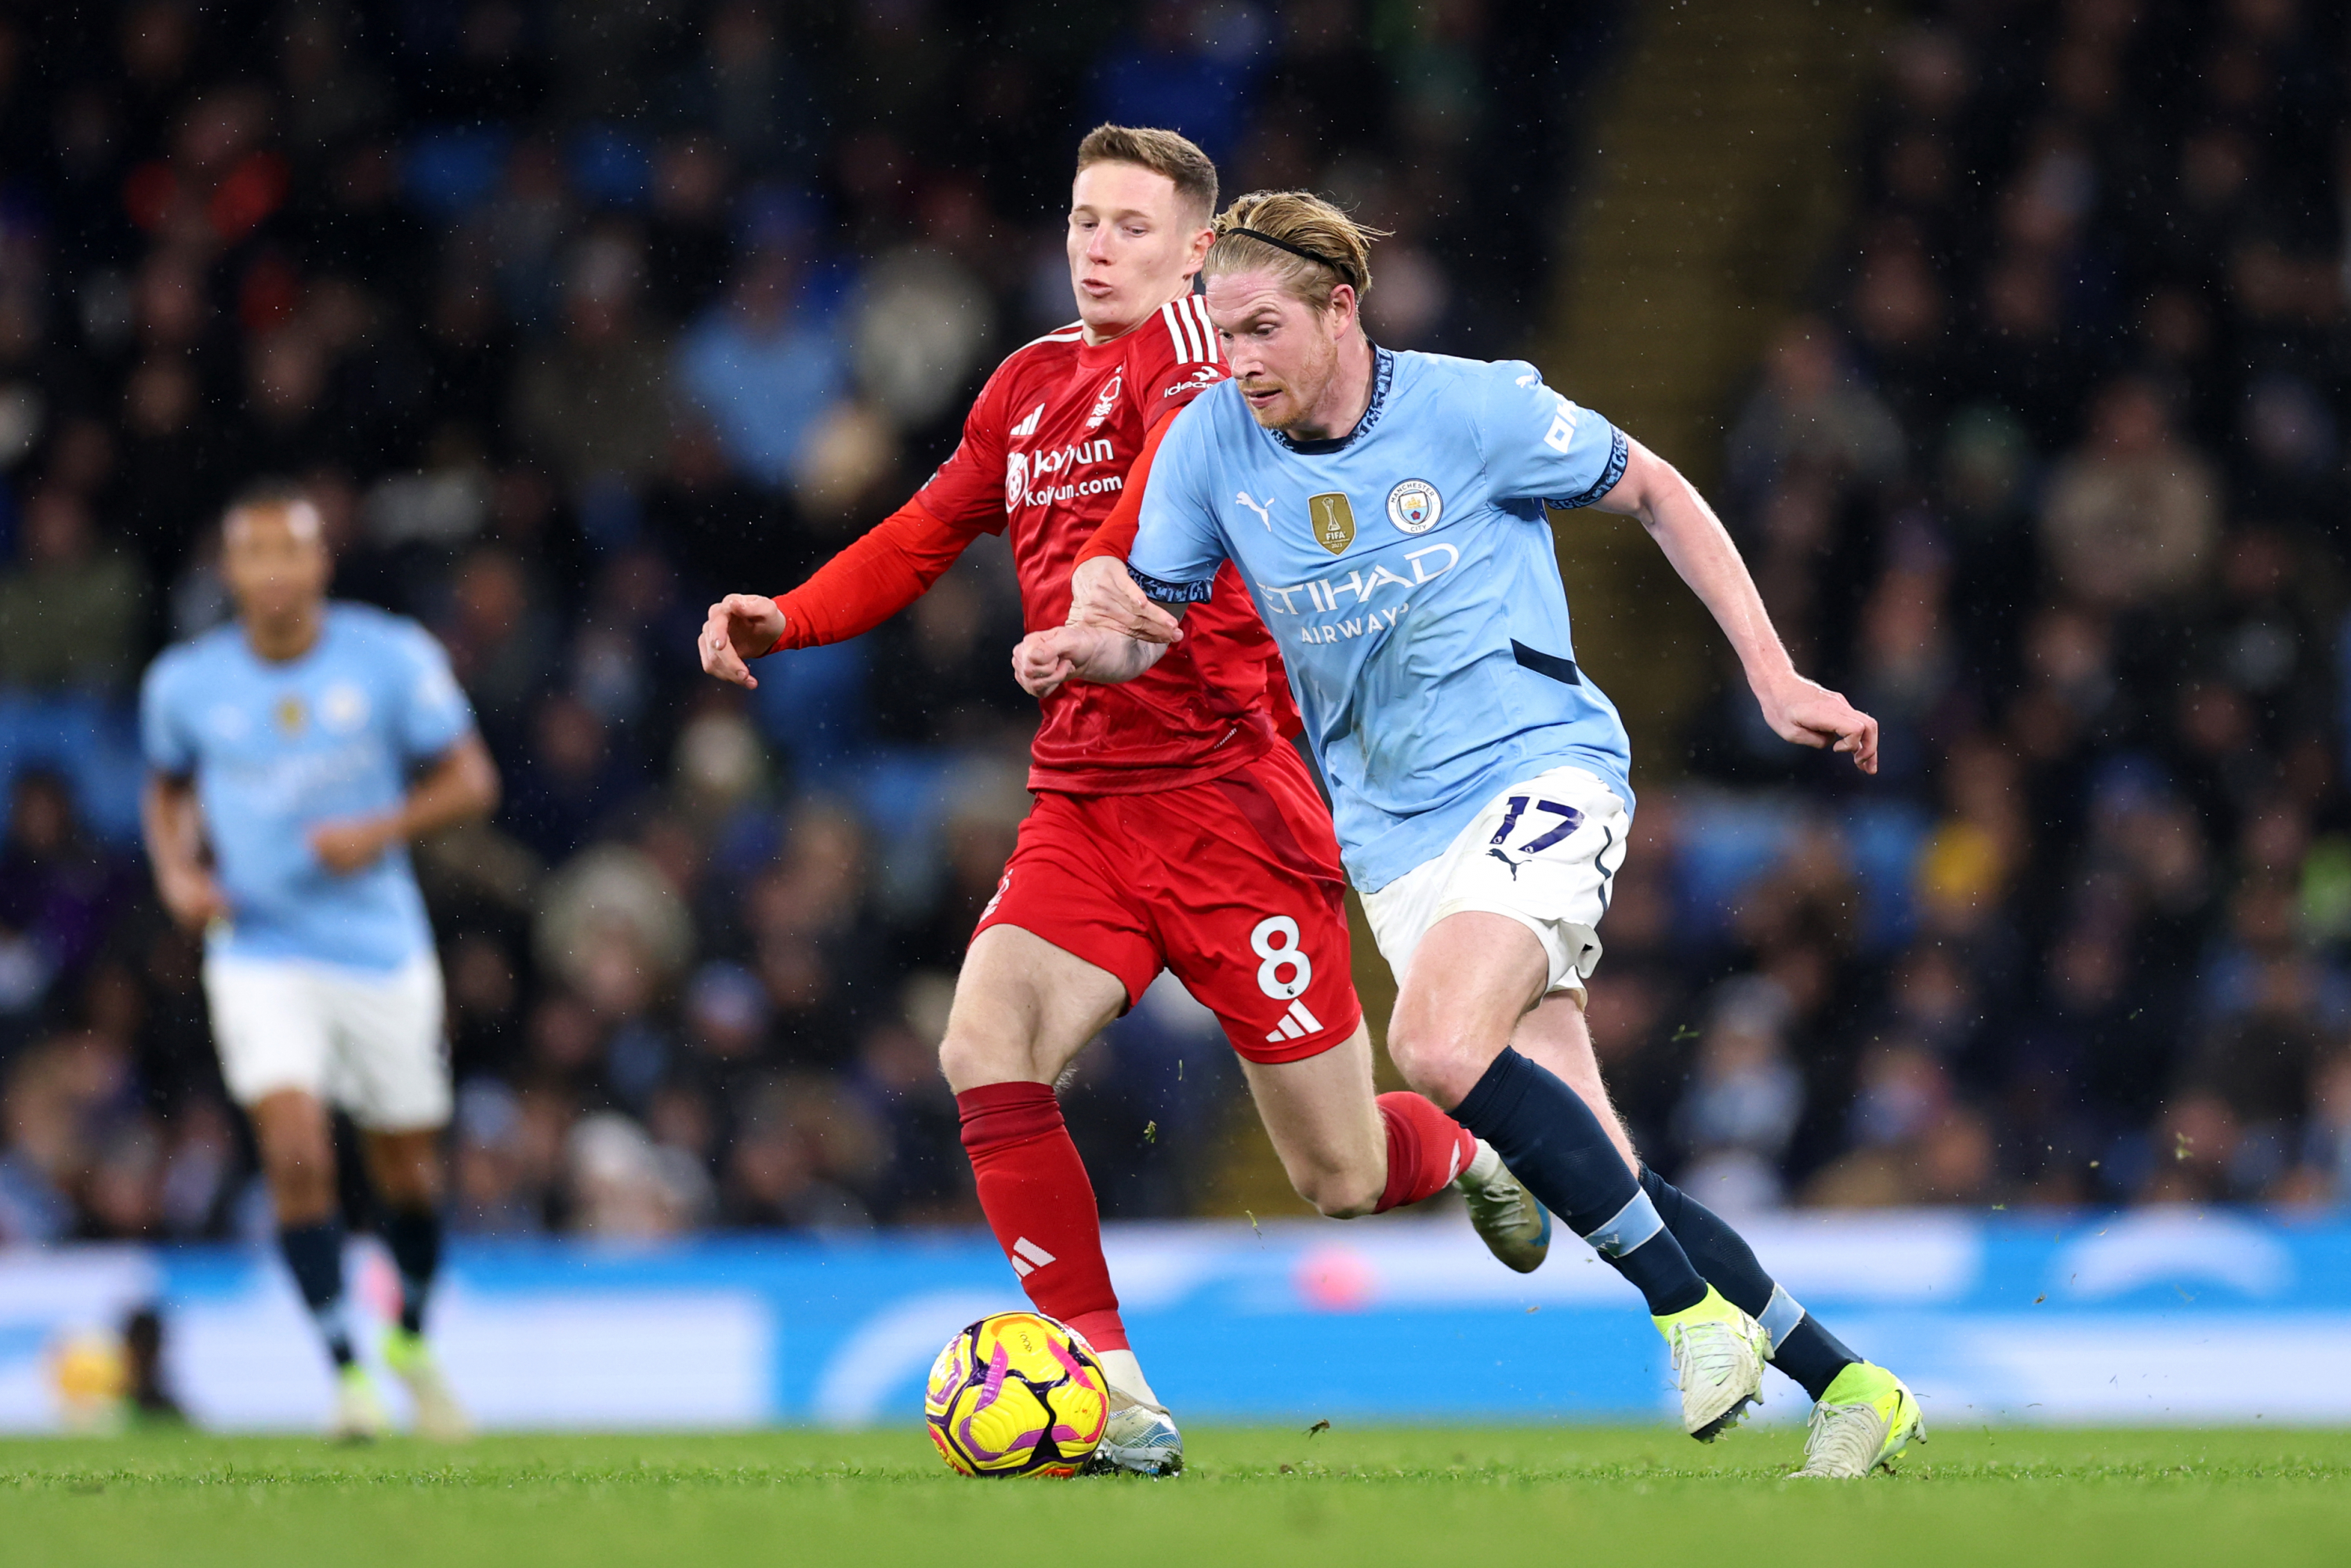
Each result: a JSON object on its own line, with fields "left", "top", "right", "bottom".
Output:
{"left": 1387, "top": 479, "right": 1442, "bottom": 535}
{"left": 1308, "top": 492, "right": 1357, "bottom": 554}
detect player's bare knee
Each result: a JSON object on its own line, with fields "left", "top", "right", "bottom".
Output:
{"left": 937, "top": 1025, "right": 1042, "bottom": 1094}
{"left": 261, "top": 1145, "right": 336, "bottom": 1217}
{"left": 1296, "top": 1168, "right": 1383, "bottom": 1219}
{"left": 1384, "top": 1020, "right": 1485, "bottom": 1112}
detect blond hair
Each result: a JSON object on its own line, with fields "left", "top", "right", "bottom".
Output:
{"left": 1205, "top": 191, "right": 1389, "bottom": 310}
{"left": 1074, "top": 125, "right": 1218, "bottom": 225}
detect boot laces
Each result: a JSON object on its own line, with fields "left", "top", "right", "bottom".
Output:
{"left": 1671, "top": 1318, "right": 1747, "bottom": 1393}
{"left": 1796, "top": 1400, "right": 1885, "bottom": 1477}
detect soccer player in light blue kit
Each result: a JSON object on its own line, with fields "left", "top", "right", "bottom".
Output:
{"left": 140, "top": 483, "right": 499, "bottom": 1440}
{"left": 1021, "top": 191, "right": 1924, "bottom": 1477}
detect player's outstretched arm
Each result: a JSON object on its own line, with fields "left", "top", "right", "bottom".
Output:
{"left": 1012, "top": 621, "right": 1177, "bottom": 699}
{"left": 1593, "top": 438, "right": 1879, "bottom": 775}
{"left": 700, "top": 593, "right": 788, "bottom": 689}
{"left": 698, "top": 503, "right": 988, "bottom": 691}
{"left": 140, "top": 773, "right": 230, "bottom": 930}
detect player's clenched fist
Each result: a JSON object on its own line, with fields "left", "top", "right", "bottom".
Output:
{"left": 1066, "top": 556, "right": 1183, "bottom": 645}
{"left": 699, "top": 593, "right": 786, "bottom": 689}
{"left": 1013, "top": 627, "right": 1083, "bottom": 699}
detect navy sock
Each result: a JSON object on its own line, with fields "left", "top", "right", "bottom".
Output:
{"left": 1641, "top": 1169, "right": 1859, "bottom": 1400}
{"left": 1451, "top": 1050, "right": 1707, "bottom": 1316}
{"left": 278, "top": 1219, "right": 354, "bottom": 1368}
{"left": 381, "top": 1208, "right": 443, "bottom": 1337}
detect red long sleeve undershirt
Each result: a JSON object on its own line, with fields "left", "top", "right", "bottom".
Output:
{"left": 765, "top": 499, "right": 986, "bottom": 652}
{"left": 773, "top": 401, "right": 1181, "bottom": 655}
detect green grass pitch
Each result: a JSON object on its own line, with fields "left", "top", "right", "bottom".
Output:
{"left": 3, "top": 1426, "right": 2348, "bottom": 1568}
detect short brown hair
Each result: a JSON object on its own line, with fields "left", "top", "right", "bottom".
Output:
{"left": 1074, "top": 124, "right": 1218, "bottom": 225}
{"left": 1205, "top": 190, "right": 1388, "bottom": 310}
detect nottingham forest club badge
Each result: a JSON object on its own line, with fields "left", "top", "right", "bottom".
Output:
{"left": 1308, "top": 492, "right": 1357, "bottom": 554}
{"left": 1386, "top": 478, "right": 1442, "bottom": 535}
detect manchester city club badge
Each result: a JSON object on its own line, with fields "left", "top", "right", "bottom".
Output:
{"left": 1386, "top": 479, "right": 1442, "bottom": 535}
{"left": 1308, "top": 492, "right": 1357, "bottom": 554}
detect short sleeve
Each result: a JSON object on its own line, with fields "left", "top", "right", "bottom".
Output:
{"left": 1129, "top": 295, "right": 1226, "bottom": 425}
{"left": 909, "top": 361, "right": 1013, "bottom": 535}
{"left": 1125, "top": 404, "right": 1229, "bottom": 601}
{"left": 390, "top": 623, "right": 474, "bottom": 760}
{"left": 139, "top": 656, "right": 194, "bottom": 777}
{"left": 1478, "top": 360, "right": 1630, "bottom": 510}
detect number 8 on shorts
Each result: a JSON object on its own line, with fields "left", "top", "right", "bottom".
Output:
{"left": 1250, "top": 916, "right": 1313, "bottom": 1000}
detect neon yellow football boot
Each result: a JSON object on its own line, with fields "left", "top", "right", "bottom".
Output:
{"left": 383, "top": 1327, "right": 473, "bottom": 1442}
{"left": 328, "top": 1362, "right": 388, "bottom": 1443}
{"left": 1793, "top": 1362, "right": 1925, "bottom": 1478}
{"left": 1654, "top": 1285, "right": 1768, "bottom": 1440}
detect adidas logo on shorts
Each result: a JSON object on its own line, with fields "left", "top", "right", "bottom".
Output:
{"left": 1264, "top": 998, "right": 1324, "bottom": 1045}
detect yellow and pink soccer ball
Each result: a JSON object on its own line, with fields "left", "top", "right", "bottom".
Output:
{"left": 923, "top": 1311, "right": 1109, "bottom": 1478}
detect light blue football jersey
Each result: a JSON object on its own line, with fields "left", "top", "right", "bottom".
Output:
{"left": 140, "top": 603, "right": 476, "bottom": 971}
{"left": 1128, "top": 348, "right": 1634, "bottom": 892}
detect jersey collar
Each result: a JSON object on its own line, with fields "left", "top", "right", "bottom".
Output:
{"left": 1272, "top": 343, "right": 1392, "bottom": 456}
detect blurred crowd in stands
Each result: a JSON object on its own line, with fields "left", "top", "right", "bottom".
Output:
{"left": 1620, "top": 0, "right": 2351, "bottom": 1214}
{"left": 0, "top": 0, "right": 1601, "bottom": 1243}
{"left": 2, "top": 0, "right": 2349, "bottom": 1246}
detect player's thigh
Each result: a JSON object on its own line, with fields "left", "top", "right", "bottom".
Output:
{"left": 201, "top": 955, "right": 335, "bottom": 1109}
{"left": 941, "top": 923, "right": 1134, "bottom": 1091}
{"left": 1150, "top": 759, "right": 1363, "bottom": 1068}
{"left": 327, "top": 956, "right": 452, "bottom": 1134}
{"left": 1508, "top": 992, "right": 1639, "bottom": 1172}
{"left": 946, "top": 793, "right": 1160, "bottom": 1090}
{"left": 1384, "top": 911, "right": 1551, "bottom": 1105}
{"left": 1236, "top": 1018, "right": 1386, "bottom": 1216}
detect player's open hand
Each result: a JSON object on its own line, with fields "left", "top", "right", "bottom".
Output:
{"left": 156, "top": 864, "right": 231, "bottom": 931}
{"left": 310, "top": 815, "right": 400, "bottom": 875}
{"left": 700, "top": 593, "right": 786, "bottom": 689}
{"left": 1014, "top": 627, "right": 1084, "bottom": 699}
{"left": 1066, "top": 556, "right": 1182, "bottom": 646}
{"left": 1758, "top": 675, "right": 1880, "bottom": 775}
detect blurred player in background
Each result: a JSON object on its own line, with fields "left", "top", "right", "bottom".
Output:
{"left": 140, "top": 484, "right": 499, "bottom": 1441}
{"left": 700, "top": 128, "right": 1546, "bottom": 1475}
{"left": 1024, "top": 192, "right": 1925, "bottom": 1478}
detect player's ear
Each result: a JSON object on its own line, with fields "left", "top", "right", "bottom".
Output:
{"left": 1326, "top": 282, "right": 1359, "bottom": 336}
{"left": 1185, "top": 220, "right": 1214, "bottom": 274}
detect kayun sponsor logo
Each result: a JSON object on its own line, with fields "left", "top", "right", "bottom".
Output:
{"left": 1009, "top": 437, "right": 1119, "bottom": 509}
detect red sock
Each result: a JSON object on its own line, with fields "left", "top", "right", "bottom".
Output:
{"left": 1375, "top": 1091, "right": 1478, "bottom": 1213}
{"left": 956, "top": 1082, "right": 1128, "bottom": 1352}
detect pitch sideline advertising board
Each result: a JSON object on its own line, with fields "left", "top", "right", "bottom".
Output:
{"left": 4, "top": 1210, "right": 2349, "bottom": 1431}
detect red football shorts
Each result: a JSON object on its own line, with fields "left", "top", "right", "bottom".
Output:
{"left": 972, "top": 743, "right": 1363, "bottom": 1064}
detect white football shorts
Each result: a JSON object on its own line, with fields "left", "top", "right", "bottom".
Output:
{"left": 201, "top": 953, "right": 451, "bottom": 1131}
{"left": 1359, "top": 764, "right": 1631, "bottom": 1000}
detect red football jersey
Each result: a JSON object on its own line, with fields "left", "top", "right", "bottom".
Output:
{"left": 914, "top": 296, "right": 1292, "bottom": 794}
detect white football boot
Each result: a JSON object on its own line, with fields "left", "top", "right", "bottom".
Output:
{"left": 1084, "top": 1347, "right": 1185, "bottom": 1476}
{"left": 328, "top": 1363, "right": 389, "bottom": 1443}
{"left": 1792, "top": 1363, "right": 1925, "bottom": 1478}
{"left": 383, "top": 1327, "right": 473, "bottom": 1442}
{"left": 1655, "top": 1286, "right": 1769, "bottom": 1440}
{"left": 1454, "top": 1139, "right": 1551, "bottom": 1273}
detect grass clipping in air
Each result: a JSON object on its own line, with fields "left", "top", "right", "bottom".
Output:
{"left": 2, "top": 1427, "right": 2349, "bottom": 1568}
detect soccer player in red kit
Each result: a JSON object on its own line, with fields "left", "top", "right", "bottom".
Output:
{"left": 698, "top": 126, "right": 1546, "bottom": 1474}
